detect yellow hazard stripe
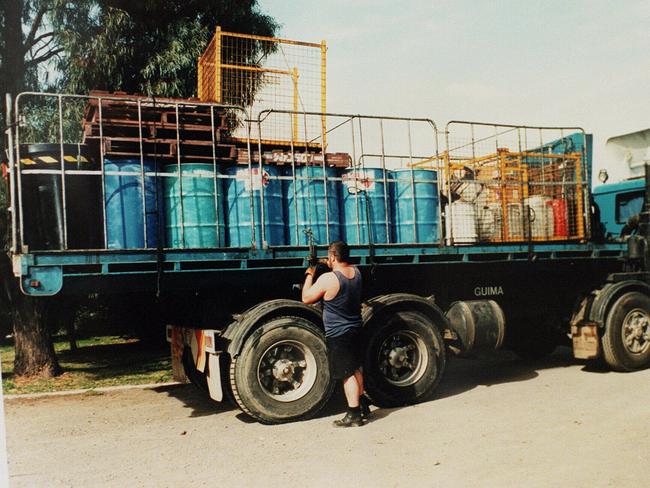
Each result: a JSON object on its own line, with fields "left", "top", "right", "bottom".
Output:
{"left": 20, "top": 155, "right": 91, "bottom": 165}
{"left": 38, "top": 156, "right": 58, "bottom": 164}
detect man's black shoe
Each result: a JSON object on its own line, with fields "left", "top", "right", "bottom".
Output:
{"left": 333, "top": 411, "right": 364, "bottom": 427}
{"left": 360, "top": 394, "right": 372, "bottom": 419}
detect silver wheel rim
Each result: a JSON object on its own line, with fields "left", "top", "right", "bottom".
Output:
{"left": 622, "top": 308, "right": 650, "bottom": 355}
{"left": 378, "top": 330, "right": 430, "bottom": 386}
{"left": 257, "top": 340, "right": 317, "bottom": 402}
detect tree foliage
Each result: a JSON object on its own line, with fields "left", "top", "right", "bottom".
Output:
{"left": 0, "top": 0, "right": 278, "bottom": 377}
{"left": 53, "top": 0, "right": 279, "bottom": 97}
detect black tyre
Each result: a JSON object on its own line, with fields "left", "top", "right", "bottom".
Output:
{"left": 181, "top": 347, "right": 209, "bottom": 392}
{"left": 363, "top": 310, "right": 446, "bottom": 407}
{"left": 230, "top": 316, "right": 334, "bottom": 424}
{"left": 602, "top": 291, "right": 650, "bottom": 371}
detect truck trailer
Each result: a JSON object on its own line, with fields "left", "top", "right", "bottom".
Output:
{"left": 4, "top": 91, "right": 650, "bottom": 424}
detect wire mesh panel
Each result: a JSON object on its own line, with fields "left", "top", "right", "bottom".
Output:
{"left": 441, "top": 122, "right": 590, "bottom": 245}
{"left": 12, "top": 92, "right": 245, "bottom": 252}
{"left": 198, "top": 27, "right": 326, "bottom": 147}
{"left": 255, "top": 110, "right": 440, "bottom": 246}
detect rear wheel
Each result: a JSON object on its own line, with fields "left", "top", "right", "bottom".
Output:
{"left": 602, "top": 291, "right": 650, "bottom": 371}
{"left": 230, "top": 316, "right": 334, "bottom": 424}
{"left": 363, "top": 310, "right": 446, "bottom": 407}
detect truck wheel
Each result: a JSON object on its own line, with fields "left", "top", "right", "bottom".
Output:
{"left": 363, "top": 310, "right": 446, "bottom": 407}
{"left": 230, "top": 316, "right": 334, "bottom": 424}
{"left": 602, "top": 291, "right": 650, "bottom": 371}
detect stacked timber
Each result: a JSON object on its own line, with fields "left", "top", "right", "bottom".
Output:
{"left": 235, "top": 148, "right": 351, "bottom": 168}
{"left": 82, "top": 91, "right": 237, "bottom": 163}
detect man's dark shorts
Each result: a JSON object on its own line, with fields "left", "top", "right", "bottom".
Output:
{"left": 326, "top": 328, "right": 362, "bottom": 380}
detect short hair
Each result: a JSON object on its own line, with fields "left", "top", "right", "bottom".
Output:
{"left": 328, "top": 241, "right": 350, "bottom": 262}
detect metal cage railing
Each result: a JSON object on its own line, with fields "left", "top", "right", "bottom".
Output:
{"left": 6, "top": 92, "right": 593, "bottom": 256}
{"left": 198, "top": 27, "right": 327, "bottom": 148}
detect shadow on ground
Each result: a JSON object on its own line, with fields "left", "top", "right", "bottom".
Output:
{"left": 435, "top": 345, "right": 592, "bottom": 400}
{"left": 155, "top": 346, "right": 603, "bottom": 425}
{"left": 155, "top": 383, "right": 238, "bottom": 418}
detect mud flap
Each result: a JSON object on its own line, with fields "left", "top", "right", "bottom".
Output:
{"left": 206, "top": 353, "right": 223, "bottom": 402}
{"left": 167, "top": 325, "right": 188, "bottom": 383}
{"left": 571, "top": 322, "right": 600, "bottom": 360}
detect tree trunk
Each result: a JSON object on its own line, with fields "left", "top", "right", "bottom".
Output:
{"left": 0, "top": 0, "right": 26, "bottom": 100}
{"left": 11, "top": 295, "right": 62, "bottom": 378}
{"left": 0, "top": 255, "right": 61, "bottom": 378}
{"left": 1, "top": 0, "right": 61, "bottom": 378}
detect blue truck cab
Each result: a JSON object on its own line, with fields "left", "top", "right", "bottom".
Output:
{"left": 593, "top": 178, "right": 645, "bottom": 238}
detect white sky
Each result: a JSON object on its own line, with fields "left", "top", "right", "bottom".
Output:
{"left": 259, "top": 0, "right": 649, "bottom": 184}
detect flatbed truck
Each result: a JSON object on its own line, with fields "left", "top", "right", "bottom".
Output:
{"left": 4, "top": 92, "right": 650, "bottom": 424}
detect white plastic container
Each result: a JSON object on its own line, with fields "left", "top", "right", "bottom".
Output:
{"left": 477, "top": 203, "right": 503, "bottom": 241}
{"left": 445, "top": 201, "right": 478, "bottom": 245}
{"left": 526, "top": 195, "right": 554, "bottom": 239}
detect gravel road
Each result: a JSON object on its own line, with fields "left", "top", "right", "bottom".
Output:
{"left": 5, "top": 347, "right": 649, "bottom": 488}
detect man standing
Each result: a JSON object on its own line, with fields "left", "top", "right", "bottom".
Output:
{"left": 302, "top": 241, "right": 368, "bottom": 427}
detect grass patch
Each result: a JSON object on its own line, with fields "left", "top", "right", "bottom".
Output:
{"left": 1, "top": 335, "right": 173, "bottom": 395}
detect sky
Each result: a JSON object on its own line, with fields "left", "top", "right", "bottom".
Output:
{"left": 258, "top": 0, "right": 649, "bottom": 184}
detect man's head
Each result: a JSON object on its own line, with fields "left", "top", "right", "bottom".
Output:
{"left": 327, "top": 241, "right": 350, "bottom": 267}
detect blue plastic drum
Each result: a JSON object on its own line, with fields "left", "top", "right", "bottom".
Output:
{"left": 104, "top": 158, "right": 161, "bottom": 249}
{"left": 341, "top": 168, "right": 390, "bottom": 244}
{"left": 223, "top": 165, "right": 285, "bottom": 248}
{"left": 390, "top": 169, "right": 439, "bottom": 244}
{"left": 284, "top": 166, "right": 341, "bottom": 245}
{"left": 163, "top": 163, "right": 224, "bottom": 248}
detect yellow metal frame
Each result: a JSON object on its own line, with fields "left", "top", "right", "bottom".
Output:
{"left": 198, "top": 26, "right": 327, "bottom": 148}
{"left": 423, "top": 147, "right": 585, "bottom": 243}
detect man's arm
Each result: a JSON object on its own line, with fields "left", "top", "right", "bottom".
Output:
{"left": 302, "top": 272, "right": 332, "bottom": 304}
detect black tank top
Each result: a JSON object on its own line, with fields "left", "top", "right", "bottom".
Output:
{"left": 322, "top": 267, "right": 362, "bottom": 338}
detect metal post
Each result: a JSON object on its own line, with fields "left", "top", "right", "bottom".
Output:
{"left": 379, "top": 119, "right": 390, "bottom": 243}
{"left": 98, "top": 97, "right": 108, "bottom": 248}
{"left": 215, "top": 26, "right": 222, "bottom": 103}
{"left": 258, "top": 127, "right": 267, "bottom": 249}
{"left": 246, "top": 114, "right": 256, "bottom": 249}
{"left": 6, "top": 94, "right": 17, "bottom": 253}
{"left": 175, "top": 103, "right": 185, "bottom": 248}
{"left": 350, "top": 118, "right": 361, "bottom": 243}
{"left": 58, "top": 95, "right": 68, "bottom": 249}
{"left": 580, "top": 131, "right": 591, "bottom": 240}
{"left": 320, "top": 40, "right": 327, "bottom": 150}
{"left": 432, "top": 120, "right": 443, "bottom": 246}
{"left": 407, "top": 120, "right": 418, "bottom": 242}
{"left": 353, "top": 116, "right": 364, "bottom": 244}
{"left": 443, "top": 124, "right": 453, "bottom": 245}
{"left": 292, "top": 67, "right": 299, "bottom": 143}
{"left": 210, "top": 105, "right": 221, "bottom": 246}
{"left": 137, "top": 100, "right": 148, "bottom": 248}
{"left": 321, "top": 112, "right": 330, "bottom": 244}
{"left": 197, "top": 57, "right": 204, "bottom": 100}
{"left": 289, "top": 112, "right": 299, "bottom": 245}
{"left": 301, "top": 112, "right": 314, "bottom": 243}
{"left": 255, "top": 116, "right": 264, "bottom": 249}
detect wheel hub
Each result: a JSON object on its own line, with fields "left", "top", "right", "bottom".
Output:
{"left": 622, "top": 309, "right": 650, "bottom": 355}
{"left": 257, "top": 340, "right": 316, "bottom": 402}
{"left": 388, "top": 345, "right": 414, "bottom": 369}
{"left": 272, "top": 358, "right": 306, "bottom": 382}
{"left": 378, "top": 331, "right": 428, "bottom": 387}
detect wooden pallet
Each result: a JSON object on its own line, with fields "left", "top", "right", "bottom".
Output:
{"left": 236, "top": 148, "right": 351, "bottom": 168}
{"left": 84, "top": 137, "right": 236, "bottom": 162}
{"left": 83, "top": 91, "right": 236, "bottom": 163}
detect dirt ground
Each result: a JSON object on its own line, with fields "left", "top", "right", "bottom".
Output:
{"left": 4, "top": 347, "right": 650, "bottom": 488}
